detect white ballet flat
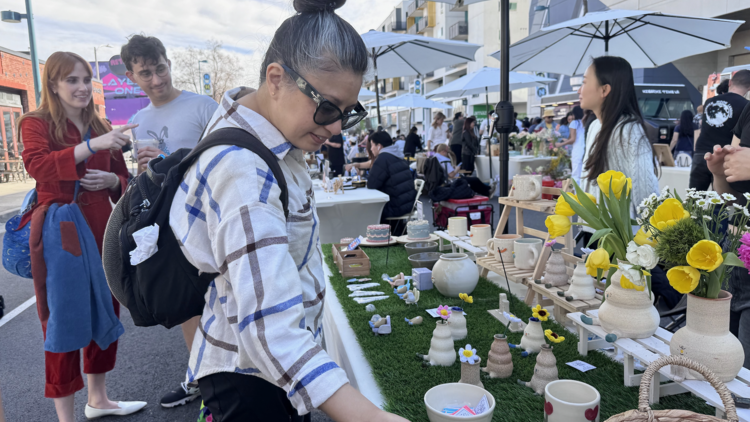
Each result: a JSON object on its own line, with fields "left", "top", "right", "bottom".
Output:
{"left": 84, "top": 401, "right": 147, "bottom": 419}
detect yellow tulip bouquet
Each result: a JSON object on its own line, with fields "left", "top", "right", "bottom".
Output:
{"left": 545, "top": 170, "right": 657, "bottom": 294}
{"left": 636, "top": 188, "right": 749, "bottom": 299}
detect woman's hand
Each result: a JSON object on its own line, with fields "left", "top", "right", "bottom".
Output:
{"left": 723, "top": 146, "right": 750, "bottom": 183}
{"left": 89, "top": 123, "right": 137, "bottom": 152}
{"left": 80, "top": 169, "right": 119, "bottom": 191}
{"left": 345, "top": 164, "right": 354, "bottom": 173}
{"left": 704, "top": 144, "right": 732, "bottom": 179}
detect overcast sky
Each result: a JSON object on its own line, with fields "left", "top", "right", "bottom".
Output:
{"left": 0, "top": 0, "right": 400, "bottom": 83}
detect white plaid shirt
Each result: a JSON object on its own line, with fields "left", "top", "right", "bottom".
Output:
{"left": 170, "top": 87, "right": 348, "bottom": 414}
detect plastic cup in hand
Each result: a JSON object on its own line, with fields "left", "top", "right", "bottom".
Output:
{"left": 133, "top": 139, "right": 159, "bottom": 160}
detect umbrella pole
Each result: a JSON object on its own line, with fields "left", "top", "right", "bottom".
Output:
{"left": 498, "top": 0, "right": 511, "bottom": 233}
{"left": 373, "top": 48, "right": 382, "bottom": 127}
{"left": 486, "top": 86, "right": 492, "bottom": 182}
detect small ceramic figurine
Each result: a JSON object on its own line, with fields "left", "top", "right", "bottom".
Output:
{"left": 483, "top": 334, "right": 513, "bottom": 379}
{"left": 518, "top": 344, "right": 558, "bottom": 395}
{"left": 333, "top": 177, "right": 344, "bottom": 194}
{"left": 491, "top": 294, "right": 526, "bottom": 333}
{"left": 389, "top": 272, "right": 406, "bottom": 288}
{"left": 403, "top": 288, "right": 420, "bottom": 306}
{"left": 369, "top": 315, "right": 391, "bottom": 335}
{"left": 509, "top": 316, "right": 546, "bottom": 357}
{"left": 405, "top": 316, "right": 423, "bottom": 325}
{"left": 397, "top": 285, "right": 408, "bottom": 294}
{"left": 417, "top": 319, "right": 456, "bottom": 366}
{"left": 365, "top": 304, "right": 377, "bottom": 312}
{"left": 560, "top": 262, "right": 596, "bottom": 301}
{"left": 543, "top": 249, "right": 569, "bottom": 288}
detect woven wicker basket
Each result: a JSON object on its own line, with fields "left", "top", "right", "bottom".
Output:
{"left": 605, "top": 355, "right": 738, "bottom": 422}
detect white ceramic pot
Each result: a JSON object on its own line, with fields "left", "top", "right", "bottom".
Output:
{"left": 511, "top": 174, "right": 542, "bottom": 201}
{"left": 519, "top": 318, "right": 546, "bottom": 354}
{"left": 513, "top": 238, "right": 542, "bottom": 270}
{"left": 432, "top": 253, "right": 480, "bottom": 298}
{"left": 448, "top": 217, "right": 468, "bottom": 237}
{"left": 597, "top": 263, "right": 659, "bottom": 339}
{"left": 424, "top": 383, "right": 495, "bottom": 422}
{"left": 544, "top": 380, "right": 600, "bottom": 422}
{"left": 423, "top": 320, "right": 457, "bottom": 367}
{"left": 470, "top": 224, "right": 492, "bottom": 247}
{"left": 669, "top": 291, "right": 745, "bottom": 382}
{"left": 448, "top": 307, "right": 467, "bottom": 340}
{"left": 486, "top": 234, "right": 521, "bottom": 264}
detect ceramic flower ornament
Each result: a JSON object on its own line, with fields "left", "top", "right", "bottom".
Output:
{"left": 597, "top": 170, "right": 632, "bottom": 199}
{"left": 545, "top": 215, "right": 571, "bottom": 239}
{"left": 649, "top": 198, "right": 690, "bottom": 231}
{"left": 437, "top": 305, "right": 452, "bottom": 320}
{"left": 544, "top": 329, "right": 565, "bottom": 343}
{"left": 503, "top": 311, "right": 522, "bottom": 323}
{"left": 459, "top": 293, "right": 474, "bottom": 304}
{"left": 459, "top": 344, "right": 479, "bottom": 364}
{"left": 686, "top": 240, "right": 724, "bottom": 272}
{"left": 532, "top": 304, "right": 549, "bottom": 321}
{"left": 667, "top": 266, "right": 701, "bottom": 294}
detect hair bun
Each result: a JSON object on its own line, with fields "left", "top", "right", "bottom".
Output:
{"left": 293, "top": 0, "right": 346, "bottom": 14}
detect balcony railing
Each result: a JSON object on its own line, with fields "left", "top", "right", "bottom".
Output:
{"left": 407, "top": 24, "right": 417, "bottom": 35}
{"left": 417, "top": 16, "right": 429, "bottom": 34}
{"left": 406, "top": 0, "right": 425, "bottom": 16}
{"left": 448, "top": 21, "right": 468, "bottom": 40}
{"left": 386, "top": 21, "right": 406, "bottom": 32}
{"left": 450, "top": 1, "right": 468, "bottom": 12}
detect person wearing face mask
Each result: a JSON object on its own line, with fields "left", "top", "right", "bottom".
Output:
{"left": 18, "top": 52, "right": 145, "bottom": 422}
{"left": 168, "top": 1, "right": 409, "bottom": 420}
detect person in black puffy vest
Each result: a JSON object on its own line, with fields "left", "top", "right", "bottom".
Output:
{"left": 367, "top": 131, "right": 417, "bottom": 228}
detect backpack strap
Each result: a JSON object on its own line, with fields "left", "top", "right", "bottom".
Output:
{"left": 178, "top": 127, "right": 289, "bottom": 219}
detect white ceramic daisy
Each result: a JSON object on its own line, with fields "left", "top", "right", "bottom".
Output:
{"left": 459, "top": 344, "right": 479, "bottom": 364}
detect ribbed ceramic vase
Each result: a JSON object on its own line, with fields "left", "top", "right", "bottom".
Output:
{"left": 669, "top": 291, "right": 744, "bottom": 382}
{"left": 448, "top": 307, "right": 467, "bottom": 340}
{"left": 525, "top": 345, "right": 558, "bottom": 395}
{"left": 459, "top": 357, "right": 483, "bottom": 388}
{"left": 431, "top": 253, "right": 479, "bottom": 297}
{"left": 483, "top": 334, "right": 513, "bottom": 379}
{"left": 597, "top": 263, "right": 659, "bottom": 339}
{"left": 543, "top": 250, "right": 569, "bottom": 287}
{"left": 423, "top": 320, "right": 456, "bottom": 366}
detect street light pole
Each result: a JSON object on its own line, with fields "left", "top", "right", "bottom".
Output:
{"left": 2, "top": 1, "right": 42, "bottom": 107}
{"left": 198, "top": 60, "right": 208, "bottom": 95}
{"left": 93, "top": 44, "right": 112, "bottom": 80}
{"left": 495, "top": 0, "right": 513, "bottom": 208}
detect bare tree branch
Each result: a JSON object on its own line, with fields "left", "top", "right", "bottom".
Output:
{"left": 171, "top": 39, "right": 248, "bottom": 102}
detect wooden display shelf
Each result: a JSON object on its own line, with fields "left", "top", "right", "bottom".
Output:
{"left": 476, "top": 255, "right": 535, "bottom": 287}
{"left": 568, "top": 310, "right": 750, "bottom": 420}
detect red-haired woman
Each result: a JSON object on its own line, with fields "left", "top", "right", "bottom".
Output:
{"left": 19, "top": 52, "right": 145, "bottom": 421}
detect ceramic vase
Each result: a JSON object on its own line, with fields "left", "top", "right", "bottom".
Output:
{"left": 596, "top": 262, "right": 659, "bottom": 340}
{"left": 543, "top": 250, "right": 568, "bottom": 287}
{"left": 448, "top": 307, "right": 467, "bottom": 341}
{"left": 520, "top": 344, "right": 558, "bottom": 395}
{"left": 513, "top": 318, "right": 546, "bottom": 355}
{"left": 431, "top": 253, "right": 479, "bottom": 297}
{"left": 483, "top": 334, "right": 514, "bottom": 379}
{"left": 459, "top": 357, "right": 484, "bottom": 388}
{"left": 421, "top": 320, "right": 456, "bottom": 366}
{"left": 562, "top": 262, "right": 596, "bottom": 301}
{"left": 669, "top": 291, "right": 744, "bottom": 382}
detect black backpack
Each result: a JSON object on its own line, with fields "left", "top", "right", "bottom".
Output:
{"left": 103, "top": 127, "right": 288, "bottom": 329}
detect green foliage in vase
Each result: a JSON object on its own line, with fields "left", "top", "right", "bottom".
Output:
{"left": 654, "top": 218, "right": 705, "bottom": 268}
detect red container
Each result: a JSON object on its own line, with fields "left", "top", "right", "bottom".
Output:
{"left": 542, "top": 180, "right": 555, "bottom": 200}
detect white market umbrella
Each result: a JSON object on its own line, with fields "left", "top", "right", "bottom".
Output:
{"left": 426, "top": 67, "right": 555, "bottom": 98}
{"left": 429, "top": 0, "right": 489, "bottom": 5}
{"left": 358, "top": 87, "right": 380, "bottom": 101}
{"left": 361, "top": 30, "right": 481, "bottom": 122}
{"left": 489, "top": 9, "right": 744, "bottom": 76}
{"left": 379, "top": 93, "right": 452, "bottom": 110}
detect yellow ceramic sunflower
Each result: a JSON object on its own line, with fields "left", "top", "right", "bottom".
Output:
{"left": 532, "top": 304, "right": 549, "bottom": 321}
{"left": 544, "top": 329, "right": 565, "bottom": 343}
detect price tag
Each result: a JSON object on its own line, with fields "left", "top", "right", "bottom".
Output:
{"left": 566, "top": 360, "right": 597, "bottom": 372}
{"left": 474, "top": 395, "right": 490, "bottom": 415}
{"left": 470, "top": 212, "right": 481, "bottom": 220}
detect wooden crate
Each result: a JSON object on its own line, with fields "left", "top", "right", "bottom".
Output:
{"left": 331, "top": 244, "right": 371, "bottom": 277}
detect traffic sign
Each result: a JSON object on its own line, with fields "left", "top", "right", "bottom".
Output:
{"left": 203, "top": 72, "right": 213, "bottom": 95}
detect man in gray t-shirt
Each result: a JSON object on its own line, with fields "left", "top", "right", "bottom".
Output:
{"left": 122, "top": 34, "right": 218, "bottom": 409}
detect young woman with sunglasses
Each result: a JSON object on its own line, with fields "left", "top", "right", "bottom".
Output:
{"left": 168, "top": 1, "right": 407, "bottom": 421}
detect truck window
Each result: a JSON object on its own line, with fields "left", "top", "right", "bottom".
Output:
{"left": 638, "top": 98, "right": 693, "bottom": 120}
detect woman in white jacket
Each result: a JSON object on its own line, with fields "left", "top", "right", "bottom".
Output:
{"left": 426, "top": 112, "right": 448, "bottom": 150}
{"left": 578, "top": 56, "right": 659, "bottom": 217}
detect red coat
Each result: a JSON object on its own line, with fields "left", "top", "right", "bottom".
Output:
{"left": 20, "top": 117, "right": 130, "bottom": 253}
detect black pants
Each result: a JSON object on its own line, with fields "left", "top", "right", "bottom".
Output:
{"left": 464, "top": 176, "right": 490, "bottom": 197}
{"left": 689, "top": 153, "right": 713, "bottom": 190}
{"left": 329, "top": 161, "right": 344, "bottom": 177}
{"left": 450, "top": 144, "right": 462, "bottom": 161}
{"left": 462, "top": 154, "right": 475, "bottom": 174}
{"left": 198, "top": 372, "right": 312, "bottom": 422}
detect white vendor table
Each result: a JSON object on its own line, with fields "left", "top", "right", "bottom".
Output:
{"left": 315, "top": 186, "right": 390, "bottom": 244}
{"left": 321, "top": 262, "right": 385, "bottom": 407}
{"left": 659, "top": 166, "right": 691, "bottom": 199}
{"left": 475, "top": 155, "right": 553, "bottom": 183}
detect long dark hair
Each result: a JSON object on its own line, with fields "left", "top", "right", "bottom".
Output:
{"left": 678, "top": 109, "right": 695, "bottom": 138}
{"left": 463, "top": 116, "right": 476, "bottom": 135}
{"left": 584, "top": 56, "right": 656, "bottom": 182}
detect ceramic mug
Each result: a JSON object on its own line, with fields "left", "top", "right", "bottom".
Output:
{"left": 514, "top": 238, "right": 542, "bottom": 270}
{"left": 511, "top": 174, "right": 542, "bottom": 201}
{"left": 448, "top": 217, "right": 468, "bottom": 237}
{"left": 470, "top": 224, "right": 492, "bottom": 247}
{"left": 544, "top": 380, "right": 601, "bottom": 422}
{"left": 486, "top": 234, "right": 521, "bottom": 263}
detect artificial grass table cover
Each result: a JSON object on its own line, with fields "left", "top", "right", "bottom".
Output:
{"left": 322, "top": 244, "right": 714, "bottom": 421}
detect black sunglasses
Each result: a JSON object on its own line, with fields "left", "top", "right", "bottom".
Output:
{"left": 281, "top": 64, "right": 367, "bottom": 130}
